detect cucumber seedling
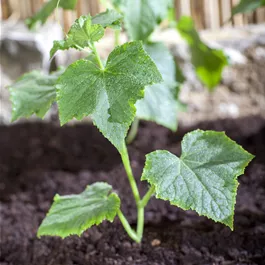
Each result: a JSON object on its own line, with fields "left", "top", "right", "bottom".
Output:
{"left": 9, "top": 7, "right": 254, "bottom": 243}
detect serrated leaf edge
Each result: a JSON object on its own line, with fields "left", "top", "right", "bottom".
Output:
{"left": 141, "top": 130, "right": 254, "bottom": 229}
{"left": 37, "top": 182, "right": 121, "bottom": 239}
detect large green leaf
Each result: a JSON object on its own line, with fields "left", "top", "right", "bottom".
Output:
{"left": 51, "top": 11, "right": 123, "bottom": 57}
{"left": 25, "top": 0, "right": 78, "bottom": 30}
{"left": 232, "top": 0, "right": 265, "bottom": 15}
{"left": 56, "top": 41, "right": 162, "bottom": 151}
{"left": 9, "top": 68, "right": 64, "bottom": 122}
{"left": 176, "top": 16, "right": 228, "bottom": 90}
{"left": 142, "top": 130, "right": 254, "bottom": 229}
{"left": 122, "top": 0, "right": 173, "bottom": 41}
{"left": 136, "top": 42, "right": 185, "bottom": 131}
{"left": 38, "top": 182, "right": 120, "bottom": 238}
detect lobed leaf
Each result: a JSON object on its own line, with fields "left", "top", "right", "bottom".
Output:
{"left": 56, "top": 41, "right": 162, "bottom": 152}
{"left": 176, "top": 16, "right": 228, "bottom": 90}
{"left": 232, "top": 0, "right": 265, "bottom": 16}
{"left": 38, "top": 182, "right": 120, "bottom": 238}
{"left": 9, "top": 68, "right": 64, "bottom": 122}
{"left": 122, "top": 0, "right": 173, "bottom": 41}
{"left": 141, "top": 130, "right": 254, "bottom": 229}
{"left": 26, "top": 0, "right": 78, "bottom": 30}
{"left": 136, "top": 42, "right": 185, "bottom": 131}
{"left": 50, "top": 10, "right": 123, "bottom": 57}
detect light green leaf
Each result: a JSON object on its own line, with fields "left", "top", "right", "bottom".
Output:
{"left": 59, "top": 0, "right": 78, "bottom": 9}
{"left": 50, "top": 40, "right": 73, "bottom": 57}
{"left": 136, "top": 42, "right": 185, "bottom": 131}
{"left": 56, "top": 41, "right": 162, "bottom": 151}
{"left": 37, "top": 182, "right": 120, "bottom": 238}
{"left": 9, "top": 68, "right": 64, "bottom": 122}
{"left": 92, "top": 9, "right": 123, "bottom": 29}
{"left": 25, "top": 0, "right": 78, "bottom": 30}
{"left": 232, "top": 0, "right": 265, "bottom": 15}
{"left": 142, "top": 130, "right": 254, "bottom": 229}
{"left": 122, "top": 0, "right": 173, "bottom": 40}
{"left": 176, "top": 16, "right": 228, "bottom": 90}
{"left": 51, "top": 15, "right": 104, "bottom": 57}
{"left": 51, "top": 10, "right": 123, "bottom": 57}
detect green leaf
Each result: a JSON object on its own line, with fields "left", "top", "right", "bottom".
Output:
{"left": 51, "top": 10, "right": 123, "bottom": 57}
{"left": 136, "top": 42, "right": 185, "bottom": 131}
{"left": 232, "top": 0, "right": 265, "bottom": 15}
{"left": 142, "top": 130, "right": 254, "bottom": 229}
{"left": 59, "top": 0, "right": 78, "bottom": 9}
{"left": 122, "top": 0, "right": 173, "bottom": 40}
{"left": 92, "top": 9, "right": 123, "bottom": 29}
{"left": 37, "top": 182, "right": 120, "bottom": 238}
{"left": 56, "top": 41, "right": 162, "bottom": 151}
{"left": 176, "top": 16, "right": 228, "bottom": 90}
{"left": 25, "top": 0, "right": 77, "bottom": 30}
{"left": 50, "top": 40, "right": 74, "bottom": 58}
{"left": 9, "top": 68, "right": 64, "bottom": 122}
{"left": 51, "top": 15, "right": 104, "bottom": 57}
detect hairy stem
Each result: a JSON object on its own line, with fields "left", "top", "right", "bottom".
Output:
{"left": 139, "top": 186, "right": 155, "bottom": 208}
{"left": 114, "top": 29, "right": 120, "bottom": 46}
{"left": 126, "top": 118, "right": 139, "bottom": 144}
{"left": 120, "top": 144, "right": 156, "bottom": 243}
{"left": 120, "top": 143, "right": 140, "bottom": 203}
{"left": 90, "top": 42, "right": 104, "bottom": 70}
{"left": 117, "top": 210, "right": 140, "bottom": 242}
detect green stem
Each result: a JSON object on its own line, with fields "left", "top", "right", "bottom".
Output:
{"left": 136, "top": 207, "right": 144, "bottom": 240}
{"left": 139, "top": 186, "right": 155, "bottom": 208}
{"left": 120, "top": 143, "right": 140, "bottom": 203}
{"left": 126, "top": 118, "right": 139, "bottom": 144}
{"left": 114, "top": 29, "right": 120, "bottom": 46}
{"left": 120, "top": 144, "right": 156, "bottom": 243}
{"left": 117, "top": 210, "right": 140, "bottom": 242}
{"left": 90, "top": 42, "right": 104, "bottom": 70}
{"left": 136, "top": 186, "right": 155, "bottom": 240}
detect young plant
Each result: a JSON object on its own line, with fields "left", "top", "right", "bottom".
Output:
{"left": 9, "top": 9, "right": 254, "bottom": 243}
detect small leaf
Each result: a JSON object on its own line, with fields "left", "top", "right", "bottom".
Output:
{"left": 50, "top": 40, "right": 74, "bottom": 58}
{"left": 136, "top": 42, "right": 185, "bottom": 131}
{"left": 232, "top": 0, "right": 265, "bottom": 15}
{"left": 38, "top": 182, "right": 120, "bottom": 238}
{"left": 92, "top": 9, "right": 123, "bottom": 29}
{"left": 25, "top": 0, "right": 77, "bottom": 30}
{"left": 51, "top": 15, "right": 104, "bottom": 56}
{"left": 9, "top": 68, "right": 64, "bottom": 121}
{"left": 177, "top": 16, "right": 228, "bottom": 90}
{"left": 51, "top": 10, "right": 123, "bottom": 57}
{"left": 56, "top": 41, "right": 162, "bottom": 151}
{"left": 122, "top": 0, "right": 173, "bottom": 40}
{"left": 141, "top": 130, "right": 254, "bottom": 229}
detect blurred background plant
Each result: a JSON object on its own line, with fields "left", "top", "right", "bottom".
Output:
{"left": 1, "top": 0, "right": 265, "bottom": 126}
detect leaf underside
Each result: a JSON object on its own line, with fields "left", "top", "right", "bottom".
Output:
{"left": 136, "top": 42, "right": 185, "bottom": 131}
{"left": 176, "top": 16, "right": 228, "bottom": 90}
{"left": 141, "top": 130, "right": 254, "bottom": 229}
{"left": 56, "top": 41, "right": 162, "bottom": 152}
{"left": 37, "top": 182, "right": 120, "bottom": 238}
{"left": 9, "top": 68, "right": 64, "bottom": 121}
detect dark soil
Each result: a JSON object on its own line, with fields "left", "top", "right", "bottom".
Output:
{"left": 1, "top": 116, "right": 265, "bottom": 265}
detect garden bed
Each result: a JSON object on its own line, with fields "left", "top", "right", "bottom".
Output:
{"left": 1, "top": 115, "right": 265, "bottom": 265}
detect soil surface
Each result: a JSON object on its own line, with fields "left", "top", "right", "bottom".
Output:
{"left": 1, "top": 116, "right": 265, "bottom": 265}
